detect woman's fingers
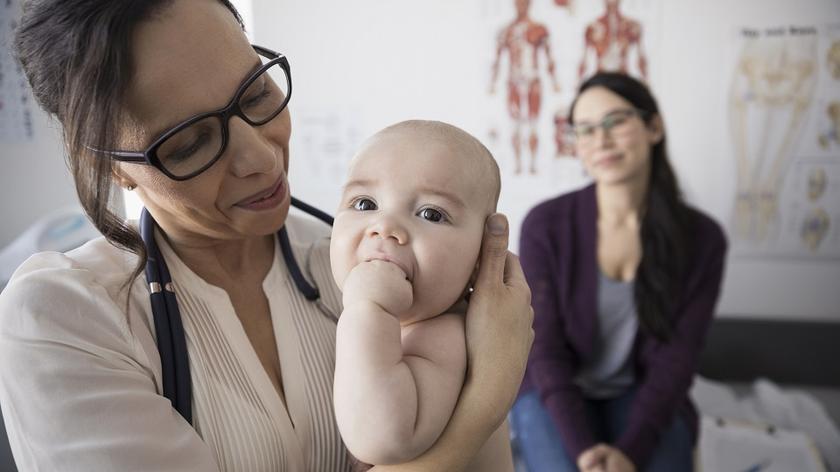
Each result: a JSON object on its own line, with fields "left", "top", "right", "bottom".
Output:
{"left": 578, "top": 444, "right": 610, "bottom": 471}
{"left": 473, "top": 213, "right": 532, "bottom": 315}
{"left": 474, "top": 213, "right": 509, "bottom": 291}
{"left": 502, "top": 251, "right": 526, "bottom": 287}
{"left": 502, "top": 252, "right": 531, "bottom": 305}
{"left": 604, "top": 447, "right": 636, "bottom": 472}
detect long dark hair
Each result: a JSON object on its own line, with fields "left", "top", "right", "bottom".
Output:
{"left": 13, "top": 0, "right": 243, "bottom": 289}
{"left": 570, "top": 72, "right": 694, "bottom": 342}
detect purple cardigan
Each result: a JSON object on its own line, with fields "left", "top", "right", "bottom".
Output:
{"left": 518, "top": 184, "right": 727, "bottom": 467}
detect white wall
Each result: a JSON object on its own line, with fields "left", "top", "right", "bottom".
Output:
{"left": 0, "top": 68, "right": 80, "bottom": 248}
{"left": 252, "top": 0, "right": 840, "bottom": 321}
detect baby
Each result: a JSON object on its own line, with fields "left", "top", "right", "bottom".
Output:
{"left": 330, "top": 120, "right": 502, "bottom": 467}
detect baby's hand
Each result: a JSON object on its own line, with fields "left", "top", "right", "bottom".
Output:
{"left": 342, "top": 260, "right": 413, "bottom": 315}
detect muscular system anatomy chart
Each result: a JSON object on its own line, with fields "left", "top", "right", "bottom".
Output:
{"left": 489, "top": 0, "right": 560, "bottom": 175}
{"left": 560, "top": 0, "right": 648, "bottom": 160}
{"left": 578, "top": 0, "right": 647, "bottom": 82}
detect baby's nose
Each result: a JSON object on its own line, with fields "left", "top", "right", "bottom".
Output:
{"left": 366, "top": 216, "right": 409, "bottom": 244}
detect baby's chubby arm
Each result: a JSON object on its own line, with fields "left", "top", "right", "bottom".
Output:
{"left": 334, "top": 260, "right": 467, "bottom": 465}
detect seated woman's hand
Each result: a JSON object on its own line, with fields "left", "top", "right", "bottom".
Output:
{"left": 578, "top": 444, "right": 636, "bottom": 472}
{"left": 464, "top": 213, "right": 534, "bottom": 419}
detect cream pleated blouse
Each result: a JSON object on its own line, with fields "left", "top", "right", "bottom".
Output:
{"left": 0, "top": 213, "right": 350, "bottom": 472}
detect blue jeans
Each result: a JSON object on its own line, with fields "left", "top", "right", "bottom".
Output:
{"left": 510, "top": 389, "right": 693, "bottom": 472}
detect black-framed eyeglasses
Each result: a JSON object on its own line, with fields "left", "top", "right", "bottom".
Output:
{"left": 568, "top": 108, "right": 647, "bottom": 146}
{"left": 93, "top": 45, "right": 291, "bottom": 181}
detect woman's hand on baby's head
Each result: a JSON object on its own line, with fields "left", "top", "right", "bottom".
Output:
{"left": 464, "top": 213, "right": 534, "bottom": 418}
{"left": 342, "top": 260, "right": 413, "bottom": 315}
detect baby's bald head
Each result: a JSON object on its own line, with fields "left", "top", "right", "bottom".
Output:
{"left": 334, "top": 121, "right": 502, "bottom": 322}
{"left": 355, "top": 120, "right": 501, "bottom": 213}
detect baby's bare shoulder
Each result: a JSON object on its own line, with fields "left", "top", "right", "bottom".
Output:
{"left": 402, "top": 313, "right": 466, "bottom": 363}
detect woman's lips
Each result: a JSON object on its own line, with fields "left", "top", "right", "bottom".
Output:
{"left": 594, "top": 153, "right": 622, "bottom": 167}
{"left": 234, "top": 174, "right": 287, "bottom": 211}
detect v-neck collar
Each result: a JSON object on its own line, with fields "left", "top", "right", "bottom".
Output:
{"left": 155, "top": 231, "right": 310, "bottom": 469}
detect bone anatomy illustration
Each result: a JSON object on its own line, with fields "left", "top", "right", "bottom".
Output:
{"left": 801, "top": 207, "right": 830, "bottom": 251}
{"left": 490, "top": 0, "right": 560, "bottom": 175}
{"left": 827, "top": 40, "right": 840, "bottom": 80}
{"left": 729, "top": 31, "right": 818, "bottom": 244}
{"left": 807, "top": 167, "right": 827, "bottom": 201}
{"left": 818, "top": 101, "right": 840, "bottom": 149}
{"left": 578, "top": 0, "right": 647, "bottom": 82}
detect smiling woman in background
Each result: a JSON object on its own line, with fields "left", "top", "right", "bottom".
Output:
{"left": 0, "top": 0, "right": 534, "bottom": 470}
{"left": 511, "top": 72, "right": 727, "bottom": 472}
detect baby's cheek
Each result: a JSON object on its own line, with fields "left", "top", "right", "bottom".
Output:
{"left": 329, "top": 237, "right": 355, "bottom": 289}
{"left": 426, "top": 250, "right": 475, "bottom": 296}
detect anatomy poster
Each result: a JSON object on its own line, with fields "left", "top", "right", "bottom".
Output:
{"left": 728, "top": 23, "right": 840, "bottom": 259}
{"left": 1, "top": 0, "right": 34, "bottom": 142}
{"left": 482, "top": 0, "right": 659, "bottom": 178}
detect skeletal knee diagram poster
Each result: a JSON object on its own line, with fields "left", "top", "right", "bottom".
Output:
{"left": 729, "top": 24, "right": 840, "bottom": 259}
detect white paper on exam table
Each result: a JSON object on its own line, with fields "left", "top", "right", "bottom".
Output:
{"left": 698, "top": 416, "right": 827, "bottom": 472}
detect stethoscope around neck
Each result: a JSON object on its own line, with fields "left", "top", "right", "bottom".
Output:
{"left": 140, "top": 196, "right": 334, "bottom": 424}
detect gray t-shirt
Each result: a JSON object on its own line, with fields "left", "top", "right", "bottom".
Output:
{"left": 574, "top": 272, "right": 639, "bottom": 399}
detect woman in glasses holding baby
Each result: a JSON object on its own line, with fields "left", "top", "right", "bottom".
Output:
{"left": 0, "top": 1, "right": 534, "bottom": 470}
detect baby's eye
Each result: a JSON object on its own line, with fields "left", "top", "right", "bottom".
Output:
{"left": 352, "top": 198, "right": 377, "bottom": 211}
{"left": 417, "top": 207, "right": 447, "bottom": 223}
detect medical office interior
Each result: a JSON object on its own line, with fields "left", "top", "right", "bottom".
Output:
{"left": 1, "top": 0, "right": 839, "bottom": 470}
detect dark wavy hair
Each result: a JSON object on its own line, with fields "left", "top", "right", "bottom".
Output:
{"left": 13, "top": 0, "right": 243, "bottom": 289}
{"left": 570, "top": 72, "right": 694, "bottom": 342}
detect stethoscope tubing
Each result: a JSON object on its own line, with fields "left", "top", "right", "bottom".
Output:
{"left": 141, "top": 208, "right": 193, "bottom": 423}
{"left": 140, "top": 197, "right": 332, "bottom": 424}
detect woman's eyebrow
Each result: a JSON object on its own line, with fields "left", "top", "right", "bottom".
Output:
{"left": 145, "top": 58, "right": 264, "bottom": 142}
{"left": 574, "top": 108, "right": 629, "bottom": 125}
